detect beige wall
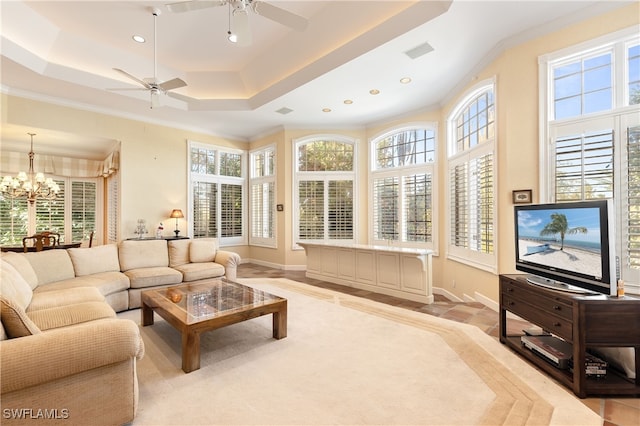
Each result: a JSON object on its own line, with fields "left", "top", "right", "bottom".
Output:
{"left": 2, "top": 2, "right": 637, "bottom": 303}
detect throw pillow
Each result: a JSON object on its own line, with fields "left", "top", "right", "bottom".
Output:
{"left": 0, "top": 260, "right": 34, "bottom": 309}
{"left": 189, "top": 239, "right": 217, "bottom": 263}
{"left": 68, "top": 244, "right": 121, "bottom": 276}
{"left": 0, "top": 296, "right": 41, "bottom": 338}
{"left": 168, "top": 239, "right": 191, "bottom": 267}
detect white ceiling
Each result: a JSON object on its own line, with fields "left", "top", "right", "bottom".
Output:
{"left": 0, "top": 0, "right": 632, "bottom": 159}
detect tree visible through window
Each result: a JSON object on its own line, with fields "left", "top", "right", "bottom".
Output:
{"left": 294, "top": 137, "right": 355, "bottom": 245}
{"left": 371, "top": 128, "right": 435, "bottom": 248}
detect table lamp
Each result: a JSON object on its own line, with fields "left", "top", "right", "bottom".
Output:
{"left": 169, "top": 209, "right": 184, "bottom": 237}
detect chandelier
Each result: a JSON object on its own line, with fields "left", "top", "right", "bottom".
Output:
{"left": 0, "top": 133, "right": 60, "bottom": 205}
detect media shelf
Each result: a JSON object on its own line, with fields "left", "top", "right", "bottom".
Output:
{"left": 499, "top": 274, "right": 640, "bottom": 398}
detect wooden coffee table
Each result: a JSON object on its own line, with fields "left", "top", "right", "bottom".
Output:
{"left": 141, "top": 279, "right": 287, "bottom": 373}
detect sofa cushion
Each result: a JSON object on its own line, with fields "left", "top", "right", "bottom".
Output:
{"left": 0, "top": 296, "right": 41, "bottom": 338}
{"left": 24, "top": 250, "right": 75, "bottom": 286}
{"left": 1, "top": 252, "right": 38, "bottom": 289}
{"left": 172, "top": 262, "right": 225, "bottom": 282}
{"left": 124, "top": 267, "right": 182, "bottom": 289}
{"left": 27, "top": 287, "right": 105, "bottom": 312}
{"left": 1, "top": 260, "right": 33, "bottom": 309}
{"left": 190, "top": 239, "right": 217, "bottom": 263}
{"left": 68, "top": 244, "right": 121, "bottom": 276}
{"left": 168, "top": 239, "right": 190, "bottom": 267}
{"left": 27, "top": 301, "right": 116, "bottom": 331}
{"left": 33, "top": 271, "right": 130, "bottom": 297}
{"left": 119, "top": 240, "right": 169, "bottom": 271}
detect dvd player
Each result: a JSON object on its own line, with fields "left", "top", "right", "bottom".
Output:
{"left": 521, "top": 335, "right": 572, "bottom": 369}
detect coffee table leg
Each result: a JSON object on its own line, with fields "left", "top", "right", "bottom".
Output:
{"left": 141, "top": 302, "right": 154, "bottom": 326}
{"left": 272, "top": 301, "right": 287, "bottom": 339}
{"left": 182, "top": 331, "right": 200, "bottom": 373}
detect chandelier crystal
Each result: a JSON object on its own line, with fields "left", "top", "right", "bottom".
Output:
{"left": 0, "top": 133, "right": 60, "bottom": 205}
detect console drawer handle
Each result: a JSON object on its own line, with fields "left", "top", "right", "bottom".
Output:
{"left": 553, "top": 305, "right": 561, "bottom": 311}
{"left": 553, "top": 322, "right": 561, "bottom": 327}
{"left": 509, "top": 301, "right": 515, "bottom": 306}
{"left": 507, "top": 288, "right": 514, "bottom": 292}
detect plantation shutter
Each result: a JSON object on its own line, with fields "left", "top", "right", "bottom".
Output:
{"left": 35, "top": 179, "right": 65, "bottom": 241}
{"left": 627, "top": 125, "right": 640, "bottom": 269}
{"left": 251, "top": 182, "right": 274, "bottom": 239}
{"left": 298, "top": 180, "right": 324, "bottom": 240}
{"left": 373, "top": 177, "right": 398, "bottom": 240}
{"left": 450, "top": 154, "right": 494, "bottom": 253}
{"left": 107, "top": 175, "right": 118, "bottom": 243}
{"left": 473, "top": 154, "right": 494, "bottom": 253}
{"left": 450, "top": 163, "right": 469, "bottom": 248}
{"left": 404, "top": 173, "right": 432, "bottom": 243}
{"left": 220, "top": 183, "right": 242, "bottom": 237}
{"left": 71, "top": 181, "right": 97, "bottom": 243}
{"left": 328, "top": 180, "right": 353, "bottom": 239}
{"left": 193, "top": 181, "right": 217, "bottom": 238}
{"left": 555, "top": 130, "right": 614, "bottom": 201}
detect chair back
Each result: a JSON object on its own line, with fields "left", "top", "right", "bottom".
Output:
{"left": 88, "top": 230, "right": 95, "bottom": 248}
{"left": 22, "top": 232, "right": 59, "bottom": 252}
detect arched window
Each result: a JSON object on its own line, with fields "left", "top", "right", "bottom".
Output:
{"left": 446, "top": 79, "right": 497, "bottom": 271}
{"left": 293, "top": 135, "right": 356, "bottom": 247}
{"left": 370, "top": 126, "right": 437, "bottom": 249}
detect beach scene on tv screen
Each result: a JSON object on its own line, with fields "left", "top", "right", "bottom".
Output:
{"left": 517, "top": 207, "right": 602, "bottom": 278}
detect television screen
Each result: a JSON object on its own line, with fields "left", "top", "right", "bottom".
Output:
{"left": 514, "top": 200, "right": 616, "bottom": 295}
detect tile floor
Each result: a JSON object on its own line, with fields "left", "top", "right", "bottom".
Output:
{"left": 237, "top": 263, "right": 640, "bottom": 426}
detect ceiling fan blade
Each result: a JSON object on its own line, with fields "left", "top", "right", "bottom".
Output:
{"left": 107, "top": 87, "right": 148, "bottom": 92}
{"left": 113, "top": 68, "right": 152, "bottom": 89}
{"left": 166, "top": 0, "right": 225, "bottom": 13}
{"left": 232, "top": 9, "right": 252, "bottom": 46}
{"left": 158, "top": 78, "right": 187, "bottom": 92}
{"left": 252, "top": 1, "right": 307, "bottom": 31}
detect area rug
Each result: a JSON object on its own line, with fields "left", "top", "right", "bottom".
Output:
{"left": 119, "top": 278, "right": 600, "bottom": 425}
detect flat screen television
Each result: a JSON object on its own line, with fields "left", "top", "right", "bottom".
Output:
{"left": 514, "top": 199, "right": 617, "bottom": 296}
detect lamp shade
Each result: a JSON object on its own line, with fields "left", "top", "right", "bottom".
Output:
{"left": 170, "top": 209, "right": 184, "bottom": 219}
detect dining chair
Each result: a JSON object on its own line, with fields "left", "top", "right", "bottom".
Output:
{"left": 88, "top": 230, "right": 95, "bottom": 248}
{"left": 22, "top": 233, "right": 58, "bottom": 252}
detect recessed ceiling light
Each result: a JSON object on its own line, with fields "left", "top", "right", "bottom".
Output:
{"left": 400, "top": 77, "right": 412, "bottom": 84}
{"left": 369, "top": 89, "right": 380, "bottom": 95}
{"left": 343, "top": 100, "right": 353, "bottom": 105}
{"left": 132, "top": 35, "right": 145, "bottom": 43}
{"left": 322, "top": 108, "right": 331, "bottom": 113}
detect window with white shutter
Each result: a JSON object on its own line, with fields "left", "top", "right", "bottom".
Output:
{"left": 188, "top": 141, "right": 246, "bottom": 245}
{"left": 107, "top": 174, "right": 118, "bottom": 243}
{"left": 370, "top": 127, "right": 436, "bottom": 249}
{"left": 293, "top": 136, "right": 356, "bottom": 247}
{"left": 446, "top": 79, "right": 497, "bottom": 271}
{"left": 541, "top": 29, "right": 640, "bottom": 292}
{"left": 250, "top": 146, "right": 276, "bottom": 247}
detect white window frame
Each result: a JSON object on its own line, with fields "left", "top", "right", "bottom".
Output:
{"left": 249, "top": 144, "right": 276, "bottom": 248}
{"left": 292, "top": 134, "right": 357, "bottom": 250}
{"left": 539, "top": 26, "right": 640, "bottom": 293}
{"left": 0, "top": 175, "right": 102, "bottom": 245}
{"left": 446, "top": 78, "right": 498, "bottom": 273}
{"left": 368, "top": 123, "right": 438, "bottom": 252}
{"left": 187, "top": 140, "right": 247, "bottom": 246}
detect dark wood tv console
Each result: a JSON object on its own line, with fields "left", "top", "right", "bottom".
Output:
{"left": 499, "top": 274, "right": 640, "bottom": 398}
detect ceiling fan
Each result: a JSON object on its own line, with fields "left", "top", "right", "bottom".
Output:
{"left": 109, "top": 7, "right": 187, "bottom": 109}
{"left": 166, "top": 0, "right": 308, "bottom": 46}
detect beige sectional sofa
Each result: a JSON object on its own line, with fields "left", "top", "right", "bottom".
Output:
{"left": 0, "top": 238, "right": 241, "bottom": 425}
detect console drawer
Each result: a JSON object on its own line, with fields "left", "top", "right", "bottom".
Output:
{"left": 502, "top": 295, "right": 573, "bottom": 342}
{"left": 501, "top": 281, "right": 573, "bottom": 321}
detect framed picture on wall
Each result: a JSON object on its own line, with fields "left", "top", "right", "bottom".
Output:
{"left": 512, "top": 189, "right": 533, "bottom": 204}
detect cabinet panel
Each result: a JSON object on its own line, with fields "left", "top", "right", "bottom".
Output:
{"left": 355, "top": 251, "right": 375, "bottom": 285}
{"left": 337, "top": 249, "right": 356, "bottom": 280}
{"left": 400, "top": 255, "right": 426, "bottom": 294}
{"left": 376, "top": 253, "right": 400, "bottom": 289}
{"left": 320, "top": 247, "right": 338, "bottom": 276}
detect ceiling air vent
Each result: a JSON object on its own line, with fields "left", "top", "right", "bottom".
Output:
{"left": 276, "top": 107, "right": 294, "bottom": 115}
{"left": 404, "top": 42, "right": 434, "bottom": 60}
